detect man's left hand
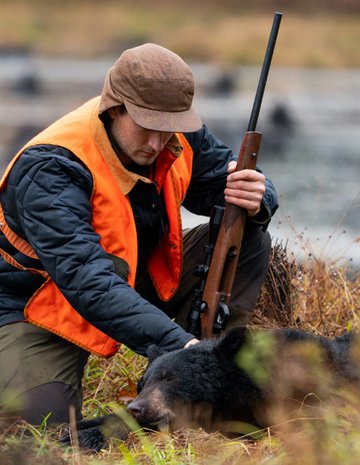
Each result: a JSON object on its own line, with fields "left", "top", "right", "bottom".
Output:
{"left": 225, "top": 162, "right": 265, "bottom": 217}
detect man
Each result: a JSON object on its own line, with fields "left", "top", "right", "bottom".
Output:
{"left": 0, "top": 44, "right": 278, "bottom": 424}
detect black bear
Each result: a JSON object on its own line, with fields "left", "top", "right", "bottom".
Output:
{"left": 61, "top": 327, "right": 359, "bottom": 451}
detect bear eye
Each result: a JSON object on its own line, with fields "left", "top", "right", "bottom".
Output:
{"left": 160, "top": 369, "right": 173, "bottom": 382}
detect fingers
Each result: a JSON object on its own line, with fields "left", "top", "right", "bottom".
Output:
{"left": 227, "top": 160, "right": 237, "bottom": 173}
{"left": 225, "top": 168, "right": 265, "bottom": 216}
{"left": 184, "top": 338, "right": 199, "bottom": 348}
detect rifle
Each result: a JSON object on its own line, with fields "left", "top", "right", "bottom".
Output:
{"left": 186, "top": 205, "right": 225, "bottom": 338}
{"left": 195, "top": 12, "right": 282, "bottom": 339}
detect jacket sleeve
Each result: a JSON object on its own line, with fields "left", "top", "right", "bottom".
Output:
{"left": 182, "top": 125, "right": 278, "bottom": 229}
{"left": 8, "top": 147, "right": 195, "bottom": 356}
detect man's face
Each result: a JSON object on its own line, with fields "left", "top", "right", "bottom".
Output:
{"left": 108, "top": 106, "right": 174, "bottom": 166}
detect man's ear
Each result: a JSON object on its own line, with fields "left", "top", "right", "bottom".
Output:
{"left": 215, "top": 327, "right": 249, "bottom": 359}
{"left": 147, "top": 345, "right": 164, "bottom": 364}
{"left": 108, "top": 106, "right": 117, "bottom": 120}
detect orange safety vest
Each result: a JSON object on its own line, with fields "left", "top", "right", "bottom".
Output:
{"left": 0, "top": 97, "right": 193, "bottom": 357}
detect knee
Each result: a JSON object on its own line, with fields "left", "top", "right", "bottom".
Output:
{"left": 240, "top": 228, "right": 272, "bottom": 266}
{"left": 13, "top": 382, "right": 82, "bottom": 425}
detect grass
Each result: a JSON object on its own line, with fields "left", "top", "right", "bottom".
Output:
{"left": 1, "top": 0, "right": 360, "bottom": 67}
{"left": 1, "top": 236, "right": 359, "bottom": 464}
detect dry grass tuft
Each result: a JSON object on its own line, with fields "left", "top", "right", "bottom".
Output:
{"left": 254, "top": 241, "right": 300, "bottom": 328}
{"left": 254, "top": 240, "right": 359, "bottom": 337}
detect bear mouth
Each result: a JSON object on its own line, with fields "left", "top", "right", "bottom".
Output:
{"left": 146, "top": 418, "right": 170, "bottom": 430}
{"left": 139, "top": 412, "right": 174, "bottom": 431}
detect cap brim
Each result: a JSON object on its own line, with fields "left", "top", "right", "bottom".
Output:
{"left": 124, "top": 101, "right": 202, "bottom": 133}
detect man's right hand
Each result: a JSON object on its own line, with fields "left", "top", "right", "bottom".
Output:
{"left": 184, "top": 338, "right": 199, "bottom": 348}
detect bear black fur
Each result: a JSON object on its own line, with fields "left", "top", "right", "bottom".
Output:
{"left": 60, "top": 327, "right": 359, "bottom": 451}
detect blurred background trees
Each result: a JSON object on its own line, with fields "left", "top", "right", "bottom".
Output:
{"left": 0, "top": 0, "right": 360, "bottom": 67}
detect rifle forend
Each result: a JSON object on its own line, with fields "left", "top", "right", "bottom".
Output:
{"left": 200, "top": 131, "right": 261, "bottom": 338}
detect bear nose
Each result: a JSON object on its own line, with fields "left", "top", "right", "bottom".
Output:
{"left": 127, "top": 399, "right": 144, "bottom": 420}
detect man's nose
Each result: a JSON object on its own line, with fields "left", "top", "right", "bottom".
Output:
{"left": 148, "top": 131, "right": 166, "bottom": 152}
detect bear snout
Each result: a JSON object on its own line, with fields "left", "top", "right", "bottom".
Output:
{"left": 127, "top": 398, "right": 144, "bottom": 421}
{"left": 126, "top": 388, "right": 175, "bottom": 429}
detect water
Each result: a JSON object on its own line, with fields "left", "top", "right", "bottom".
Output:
{"left": 0, "top": 56, "right": 359, "bottom": 269}
{"left": 190, "top": 65, "right": 360, "bottom": 270}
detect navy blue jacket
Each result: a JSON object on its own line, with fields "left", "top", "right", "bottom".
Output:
{"left": 0, "top": 124, "right": 278, "bottom": 356}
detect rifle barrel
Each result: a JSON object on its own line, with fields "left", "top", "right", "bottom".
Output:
{"left": 247, "top": 12, "right": 282, "bottom": 132}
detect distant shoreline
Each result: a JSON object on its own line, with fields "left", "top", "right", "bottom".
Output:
{"left": 0, "top": 3, "right": 360, "bottom": 67}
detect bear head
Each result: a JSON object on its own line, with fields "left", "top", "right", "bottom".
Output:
{"left": 127, "top": 327, "right": 264, "bottom": 432}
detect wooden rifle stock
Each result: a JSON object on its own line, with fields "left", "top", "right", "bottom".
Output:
{"left": 200, "top": 12, "right": 282, "bottom": 339}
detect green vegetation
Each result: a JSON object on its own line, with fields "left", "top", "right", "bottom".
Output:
{"left": 1, "top": 0, "right": 360, "bottom": 67}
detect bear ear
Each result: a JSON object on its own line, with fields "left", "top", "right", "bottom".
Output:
{"left": 147, "top": 344, "right": 163, "bottom": 364}
{"left": 215, "top": 327, "right": 248, "bottom": 359}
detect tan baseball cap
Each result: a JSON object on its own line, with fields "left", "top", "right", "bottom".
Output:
{"left": 99, "top": 43, "right": 202, "bottom": 133}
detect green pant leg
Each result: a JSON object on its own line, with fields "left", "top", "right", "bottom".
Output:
{"left": 0, "top": 322, "right": 89, "bottom": 424}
